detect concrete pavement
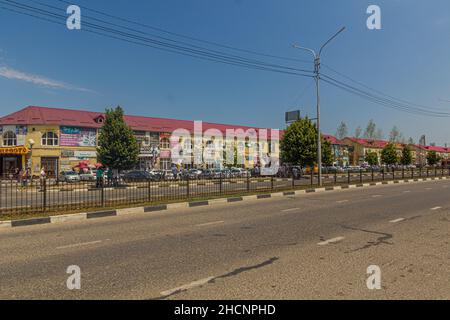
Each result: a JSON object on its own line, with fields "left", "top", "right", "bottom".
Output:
{"left": 0, "top": 179, "right": 449, "bottom": 299}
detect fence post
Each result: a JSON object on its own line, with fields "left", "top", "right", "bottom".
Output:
{"left": 411, "top": 168, "right": 413, "bottom": 179}
{"left": 147, "top": 179, "right": 151, "bottom": 203}
{"left": 435, "top": 167, "right": 437, "bottom": 177}
{"left": 247, "top": 174, "right": 250, "bottom": 192}
{"left": 310, "top": 171, "right": 313, "bottom": 186}
{"left": 371, "top": 168, "right": 374, "bottom": 182}
{"left": 402, "top": 167, "right": 404, "bottom": 179}
{"left": 392, "top": 168, "right": 395, "bottom": 181}
{"left": 292, "top": 174, "right": 295, "bottom": 188}
{"left": 186, "top": 175, "right": 190, "bottom": 199}
{"left": 382, "top": 168, "right": 385, "bottom": 181}
{"left": 219, "top": 173, "right": 223, "bottom": 194}
{"left": 334, "top": 171, "right": 337, "bottom": 184}
{"left": 360, "top": 169, "right": 363, "bottom": 183}
{"left": 348, "top": 170, "right": 351, "bottom": 184}
{"left": 101, "top": 183, "right": 105, "bottom": 207}
{"left": 271, "top": 176, "right": 274, "bottom": 190}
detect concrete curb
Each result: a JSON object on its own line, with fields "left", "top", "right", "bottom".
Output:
{"left": 1, "top": 176, "right": 448, "bottom": 229}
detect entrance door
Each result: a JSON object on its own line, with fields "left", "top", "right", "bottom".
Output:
{"left": 1, "top": 156, "right": 21, "bottom": 178}
{"left": 41, "top": 157, "right": 59, "bottom": 178}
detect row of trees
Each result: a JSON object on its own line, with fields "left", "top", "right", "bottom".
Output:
{"left": 366, "top": 144, "right": 441, "bottom": 166}
{"left": 336, "top": 120, "right": 415, "bottom": 144}
{"left": 282, "top": 117, "right": 442, "bottom": 168}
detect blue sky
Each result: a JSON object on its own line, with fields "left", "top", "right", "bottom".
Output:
{"left": 1, "top": 0, "right": 450, "bottom": 144}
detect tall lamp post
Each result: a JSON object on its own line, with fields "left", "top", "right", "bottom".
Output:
{"left": 293, "top": 27, "right": 346, "bottom": 186}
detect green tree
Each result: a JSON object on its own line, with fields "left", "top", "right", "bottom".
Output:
{"left": 400, "top": 146, "right": 413, "bottom": 166}
{"left": 381, "top": 143, "right": 399, "bottom": 165}
{"left": 97, "top": 106, "right": 139, "bottom": 171}
{"left": 354, "top": 126, "right": 362, "bottom": 138}
{"left": 426, "top": 151, "right": 441, "bottom": 166}
{"left": 321, "top": 137, "right": 334, "bottom": 166}
{"left": 280, "top": 117, "right": 317, "bottom": 167}
{"left": 365, "top": 152, "right": 379, "bottom": 166}
{"left": 363, "top": 119, "right": 377, "bottom": 139}
{"left": 336, "top": 121, "right": 348, "bottom": 140}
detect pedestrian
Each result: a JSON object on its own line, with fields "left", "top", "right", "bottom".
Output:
{"left": 22, "top": 168, "right": 29, "bottom": 187}
{"left": 171, "top": 164, "right": 178, "bottom": 180}
{"left": 106, "top": 167, "right": 113, "bottom": 186}
{"left": 39, "top": 167, "right": 46, "bottom": 188}
{"left": 96, "top": 166, "right": 104, "bottom": 188}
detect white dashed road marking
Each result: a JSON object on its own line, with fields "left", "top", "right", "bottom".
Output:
{"left": 337, "top": 200, "right": 348, "bottom": 204}
{"left": 431, "top": 207, "right": 442, "bottom": 211}
{"left": 372, "top": 195, "right": 383, "bottom": 198}
{"left": 317, "top": 237, "right": 345, "bottom": 246}
{"left": 403, "top": 190, "right": 411, "bottom": 193}
{"left": 160, "top": 276, "right": 215, "bottom": 296}
{"left": 390, "top": 218, "right": 405, "bottom": 223}
{"left": 282, "top": 208, "right": 300, "bottom": 212}
{"left": 195, "top": 221, "right": 224, "bottom": 227}
{"left": 57, "top": 240, "right": 107, "bottom": 250}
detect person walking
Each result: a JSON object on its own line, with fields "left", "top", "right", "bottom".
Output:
{"left": 96, "top": 167, "right": 104, "bottom": 188}
{"left": 39, "top": 167, "right": 46, "bottom": 188}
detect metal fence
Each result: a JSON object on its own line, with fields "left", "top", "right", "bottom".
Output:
{"left": 1, "top": 167, "right": 449, "bottom": 216}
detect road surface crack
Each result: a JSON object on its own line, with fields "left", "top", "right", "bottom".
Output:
{"left": 151, "top": 257, "right": 279, "bottom": 300}
{"left": 340, "top": 225, "right": 393, "bottom": 253}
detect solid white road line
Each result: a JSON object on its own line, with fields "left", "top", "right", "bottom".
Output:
{"left": 195, "top": 221, "right": 225, "bottom": 227}
{"left": 160, "top": 276, "right": 215, "bottom": 296}
{"left": 336, "top": 200, "right": 349, "bottom": 204}
{"left": 56, "top": 240, "right": 106, "bottom": 250}
{"left": 403, "top": 190, "right": 411, "bottom": 193}
{"left": 390, "top": 218, "right": 405, "bottom": 223}
{"left": 431, "top": 207, "right": 442, "bottom": 211}
{"left": 317, "top": 237, "right": 345, "bottom": 246}
{"left": 372, "top": 195, "right": 383, "bottom": 198}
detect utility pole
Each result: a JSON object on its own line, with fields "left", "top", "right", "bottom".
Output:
{"left": 293, "top": 27, "right": 346, "bottom": 186}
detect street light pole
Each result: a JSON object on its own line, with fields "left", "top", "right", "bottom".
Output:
{"left": 293, "top": 26, "right": 346, "bottom": 186}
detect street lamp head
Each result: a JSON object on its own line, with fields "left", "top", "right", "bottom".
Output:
{"left": 28, "top": 138, "right": 35, "bottom": 147}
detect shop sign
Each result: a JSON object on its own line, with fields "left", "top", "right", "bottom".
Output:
{"left": 0, "top": 146, "right": 29, "bottom": 155}
{"left": 60, "top": 127, "right": 97, "bottom": 147}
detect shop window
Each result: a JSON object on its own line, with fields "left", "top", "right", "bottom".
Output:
{"left": 3, "top": 131, "right": 17, "bottom": 146}
{"left": 42, "top": 132, "right": 59, "bottom": 146}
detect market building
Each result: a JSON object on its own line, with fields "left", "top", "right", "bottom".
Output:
{"left": 0, "top": 106, "right": 279, "bottom": 177}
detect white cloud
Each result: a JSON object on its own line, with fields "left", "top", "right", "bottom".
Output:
{"left": 0, "top": 65, "right": 95, "bottom": 93}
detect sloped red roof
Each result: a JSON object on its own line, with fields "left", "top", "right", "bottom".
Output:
{"left": 323, "top": 134, "right": 345, "bottom": 145}
{"left": 0, "top": 106, "right": 281, "bottom": 138}
{"left": 421, "top": 145, "right": 450, "bottom": 153}
{"left": 345, "top": 137, "right": 390, "bottom": 149}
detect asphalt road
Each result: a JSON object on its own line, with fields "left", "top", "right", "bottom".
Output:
{"left": 0, "top": 179, "right": 449, "bottom": 299}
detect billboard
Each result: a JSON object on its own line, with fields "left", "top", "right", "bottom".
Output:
{"left": 60, "top": 127, "right": 97, "bottom": 147}
{"left": 285, "top": 110, "right": 300, "bottom": 123}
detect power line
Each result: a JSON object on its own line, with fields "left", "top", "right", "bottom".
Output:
{"left": 0, "top": 0, "right": 315, "bottom": 78}
{"left": 322, "top": 63, "right": 450, "bottom": 112}
{"left": 53, "top": 0, "right": 313, "bottom": 65}
{"left": 321, "top": 75, "right": 450, "bottom": 117}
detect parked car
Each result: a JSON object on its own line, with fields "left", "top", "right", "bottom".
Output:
{"left": 122, "top": 171, "right": 153, "bottom": 182}
{"left": 187, "top": 169, "right": 203, "bottom": 179}
{"left": 58, "top": 171, "right": 81, "bottom": 183}
{"left": 148, "top": 169, "right": 165, "bottom": 181}
{"left": 79, "top": 170, "right": 96, "bottom": 181}
{"left": 163, "top": 170, "right": 175, "bottom": 180}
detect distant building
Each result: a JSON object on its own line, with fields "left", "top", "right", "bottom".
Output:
{"left": 0, "top": 106, "right": 279, "bottom": 177}
{"left": 322, "top": 134, "right": 350, "bottom": 167}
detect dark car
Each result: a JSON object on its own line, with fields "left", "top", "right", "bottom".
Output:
{"left": 122, "top": 171, "right": 153, "bottom": 182}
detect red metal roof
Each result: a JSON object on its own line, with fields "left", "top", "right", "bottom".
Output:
{"left": 323, "top": 134, "right": 345, "bottom": 145}
{"left": 0, "top": 106, "right": 281, "bottom": 138}
{"left": 344, "top": 137, "right": 391, "bottom": 149}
